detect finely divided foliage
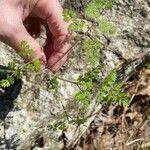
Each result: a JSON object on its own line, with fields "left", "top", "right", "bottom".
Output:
{"left": 0, "top": 62, "right": 22, "bottom": 88}
{"left": 47, "top": 76, "right": 59, "bottom": 90}
{"left": 81, "top": 39, "right": 102, "bottom": 65}
{"left": 63, "top": 0, "right": 128, "bottom": 108}
{"left": 0, "top": 0, "right": 129, "bottom": 128}
{"left": 0, "top": 41, "right": 41, "bottom": 88}
{"left": 19, "top": 40, "right": 33, "bottom": 58}
{"left": 98, "top": 19, "right": 117, "bottom": 34}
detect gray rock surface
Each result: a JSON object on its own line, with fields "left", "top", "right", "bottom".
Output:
{"left": 0, "top": 0, "right": 150, "bottom": 149}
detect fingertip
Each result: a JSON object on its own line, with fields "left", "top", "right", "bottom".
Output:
{"left": 51, "top": 68, "right": 59, "bottom": 74}
{"left": 39, "top": 54, "right": 47, "bottom": 65}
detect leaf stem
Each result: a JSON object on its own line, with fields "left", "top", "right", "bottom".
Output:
{"left": 0, "top": 68, "right": 14, "bottom": 73}
{"left": 57, "top": 77, "right": 78, "bottom": 84}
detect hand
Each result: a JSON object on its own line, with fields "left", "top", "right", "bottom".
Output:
{"left": 0, "top": 0, "right": 70, "bottom": 73}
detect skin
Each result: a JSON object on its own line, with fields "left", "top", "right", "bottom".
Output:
{"left": 0, "top": 0, "right": 70, "bottom": 73}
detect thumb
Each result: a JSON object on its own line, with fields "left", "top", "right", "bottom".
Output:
{"left": 6, "top": 21, "right": 47, "bottom": 64}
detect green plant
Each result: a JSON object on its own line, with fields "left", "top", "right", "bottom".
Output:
{"left": 81, "top": 39, "right": 102, "bottom": 65}
{"left": 85, "top": 1, "right": 100, "bottom": 20}
{"left": 63, "top": 0, "right": 117, "bottom": 69}
{"left": 0, "top": 61, "right": 22, "bottom": 88}
{"left": 98, "top": 70, "right": 129, "bottom": 107}
{"left": 95, "top": 0, "right": 117, "bottom": 10}
{"left": 98, "top": 70, "right": 117, "bottom": 102}
{"left": 62, "top": 1, "right": 128, "bottom": 115}
{"left": 27, "top": 59, "right": 41, "bottom": 72}
{"left": 144, "top": 62, "right": 150, "bottom": 69}
{"left": 0, "top": 0, "right": 129, "bottom": 131}
{"left": 98, "top": 19, "right": 117, "bottom": 34}
{"left": 75, "top": 69, "right": 129, "bottom": 108}
{"left": 19, "top": 40, "right": 33, "bottom": 58}
{"left": 0, "top": 40, "right": 41, "bottom": 88}
{"left": 47, "top": 76, "right": 59, "bottom": 90}
{"left": 47, "top": 121, "right": 66, "bottom": 131}
{"left": 69, "top": 20, "right": 86, "bottom": 32}
{"left": 63, "top": 9, "right": 77, "bottom": 22}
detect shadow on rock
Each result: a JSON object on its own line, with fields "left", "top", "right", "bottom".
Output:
{"left": 0, "top": 65, "right": 22, "bottom": 120}
{"left": 63, "top": 0, "right": 90, "bottom": 12}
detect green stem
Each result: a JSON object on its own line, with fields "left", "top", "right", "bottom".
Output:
{"left": 57, "top": 77, "right": 78, "bottom": 84}
{"left": 0, "top": 68, "right": 14, "bottom": 73}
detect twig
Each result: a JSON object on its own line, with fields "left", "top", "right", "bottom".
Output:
{"left": 141, "top": 141, "right": 150, "bottom": 148}
{"left": 129, "top": 82, "right": 140, "bottom": 105}
{"left": 126, "top": 138, "right": 143, "bottom": 146}
{"left": 0, "top": 68, "right": 14, "bottom": 73}
{"left": 60, "top": 100, "right": 70, "bottom": 122}
{"left": 57, "top": 77, "right": 78, "bottom": 84}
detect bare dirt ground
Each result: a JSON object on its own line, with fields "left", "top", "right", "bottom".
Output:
{"left": 71, "top": 67, "right": 150, "bottom": 150}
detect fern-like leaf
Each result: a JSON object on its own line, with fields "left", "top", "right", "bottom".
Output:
{"left": 96, "top": 0, "right": 117, "bottom": 10}
{"left": 75, "top": 90, "right": 91, "bottom": 106}
{"left": 85, "top": 2, "right": 100, "bottom": 20}
{"left": 6, "top": 75, "right": 15, "bottom": 85}
{"left": 116, "top": 93, "right": 129, "bottom": 107}
{"left": 98, "top": 19, "right": 117, "bottom": 34}
{"left": 99, "top": 70, "right": 117, "bottom": 102}
{"left": 47, "top": 121, "right": 66, "bottom": 131}
{"left": 47, "top": 76, "right": 59, "bottom": 90}
{"left": 63, "top": 9, "right": 77, "bottom": 22}
{"left": 19, "top": 40, "right": 33, "bottom": 58}
{"left": 82, "top": 39, "right": 102, "bottom": 65}
{"left": 0, "top": 79, "right": 11, "bottom": 88}
{"left": 13, "top": 68, "right": 22, "bottom": 79}
{"left": 8, "top": 62, "right": 17, "bottom": 70}
{"left": 27, "top": 59, "right": 41, "bottom": 72}
{"left": 69, "top": 20, "right": 85, "bottom": 32}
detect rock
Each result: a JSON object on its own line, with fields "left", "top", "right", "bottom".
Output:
{"left": 0, "top": 0, "right": 150, "bottom": 149}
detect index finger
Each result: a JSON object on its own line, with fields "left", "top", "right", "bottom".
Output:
{"left": 33, "top": 0, "right": 69, "bottom": 36}
{"left": 33, "top": 0, "right": 70, "bottom": 72}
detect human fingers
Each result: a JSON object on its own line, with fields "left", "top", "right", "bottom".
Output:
{"left": 0, "top": 1, "right": 46, "bottom": 65}
{"left": 33, "top": 0, "right": 70, "bottom": 72}
{"left": 24, "top": 17, "right": 41, "bottom": 39}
